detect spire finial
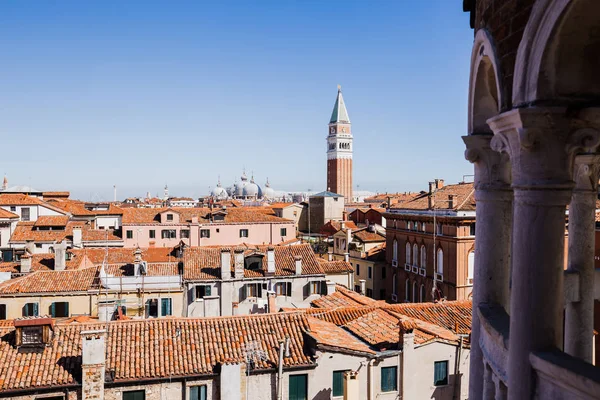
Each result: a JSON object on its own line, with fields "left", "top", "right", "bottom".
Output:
{"left": 337, "top": 84, "right": 341, "bottom": 91}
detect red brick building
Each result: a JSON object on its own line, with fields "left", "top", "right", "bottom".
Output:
{"left": 326, "top": 86, "right": 353, "bottom": 201}
{"left": 384, "top": 180, "right": 476, "bottom": 304}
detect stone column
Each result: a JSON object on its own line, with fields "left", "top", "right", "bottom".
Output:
{"left": 463, "top": 133, "right": 512, "bottom": 399}
{"left": 487, "top": 107, "right": 598, "bottom": 399}
{"left": 565, "top": 153, "right": 600, "bottom": 363}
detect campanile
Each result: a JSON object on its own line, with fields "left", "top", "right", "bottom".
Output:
{"left": 326, "top": 86, "right": 353, "bottom": 200}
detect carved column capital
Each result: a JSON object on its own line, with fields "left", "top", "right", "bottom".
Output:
{"left": 487, "top": 107, "right": 576, "bottom": 191}
{"left": 573, "top": 154, "right": 600, "bottom": 192}
{"left": 463, "top": 134, "right": 511, "bottom": 192}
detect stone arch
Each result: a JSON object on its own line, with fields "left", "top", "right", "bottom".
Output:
{"left": 513, "top": 0, "right": 600, "bottom": 105}
{"left": 468, "top": 29, "right": 502, "bottom": 134}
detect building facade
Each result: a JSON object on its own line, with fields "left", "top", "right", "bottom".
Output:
{"left": 326, "top": 86, "right": 353, "bottom": 200}
{"left": 384, "top": 181, "right": 476, "bottom": 304}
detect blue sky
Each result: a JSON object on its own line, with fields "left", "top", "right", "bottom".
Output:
{"left": 0, "top": 1, "right": 474, "bottom": 200}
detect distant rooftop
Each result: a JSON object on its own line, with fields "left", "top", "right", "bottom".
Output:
{"left": 310, "top": 191, "right": 343, "bottom": 198}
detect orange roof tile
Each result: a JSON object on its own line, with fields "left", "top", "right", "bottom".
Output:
{"left": 318, "top": 260, "right": 354, "bottom": 274}
{"left": 33, "top": 215, "right": 69, "bottom": 227}
{"left": 0, "top": 313, "right": 324, "bottom": 392}
{"left": 311, "top": 285, "right": 379, "bottom": 308}
{"left": 353, "top": 229, "right": 386, "bottom": 243}
{"left": 0, "top": 267, "right": 98, "bottom": 294}
{"left": 392, "top": 183, "right": 475, "bottom": 211}
{"left": 305, "top": 316, "right": 375, "bottom": 355}
{"left": 0, "top": 209, "right": 19, "bottom": 219}
{"left": 183, "top": 243, "right": 324, "bottom": 280}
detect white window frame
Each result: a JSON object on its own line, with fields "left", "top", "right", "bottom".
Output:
{"left": 405, "top": 242, "right": 411, "bottom": 265}
{"left": 437, "top": 248, "right": 444, "bottom": 275}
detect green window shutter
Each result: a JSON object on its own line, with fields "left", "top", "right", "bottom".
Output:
{"left": 205, "top": 285, "right": 212, "bottom": 296}
{"left": 65, "top": 302, "right": 69, "bottom": 317}
{"left": 161, "top": 298, "right": 172, "bottom": 316}
{"left": 434, "top": 361, "right": 448, "bottom": 386}
{"left": 332, "top": 371, "right": 345, "bottom": 397}
{"left": 50, "top": 302, "right": 56, "bottom": 318}
{"left": 33, "top": 303, "right": 39, "bottom": 317}
{"left": 289, "top": 374, "right": 307, "bottom": 400}
{"left": 189, "top": 386, "right": 198, "bottom": 400}
{"left": 381, "top": 366, "right": 397, "bottom": 392}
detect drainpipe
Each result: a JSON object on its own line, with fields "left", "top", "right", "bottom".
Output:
{"left": 399, "top": 352, "right": 403, "bottom": 399}
{"left": 451, "top": 335, "right": 464, "bottom": 400}
{"left": 277, "top": 340, "right": 284, "bottom": 400}
{"left": 368, "top": 359, "right": 375, "bottom": 400}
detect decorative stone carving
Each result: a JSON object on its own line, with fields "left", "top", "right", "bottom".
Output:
{"left": 463, "top": 134, "right": 511, "bottom": 191}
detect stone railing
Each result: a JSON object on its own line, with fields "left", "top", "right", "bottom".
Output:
{"left": 478, "top": 303, "right": 509, "bottom": 399}
{"left": 530, "top": 349, "right": 600, "bottom": 399}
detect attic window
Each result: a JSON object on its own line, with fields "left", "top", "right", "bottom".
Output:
{"left": 21, "top": 326, "right": 43, "bottom": 345}
{"left": 213, "top": 214, "right": 225, "bottom": 221}
{"left": 244, "top": 255, "right": 263, "bottom": 270}
{"left": 166, "top": 214, "right": 174, "bottom": 221}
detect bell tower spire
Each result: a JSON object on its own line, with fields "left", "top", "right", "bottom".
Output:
{"left": 326, "top": 85, "right": 353, "bottom": 201}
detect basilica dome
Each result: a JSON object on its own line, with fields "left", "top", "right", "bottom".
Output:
{"left": 263, "top": 178, "right": 275, "bottom": 199}
{"left": 211, "top": 180, "right": 228, "bottom": 199}
{"left": 243, "top": 178, "right": 262, "bottom": 198}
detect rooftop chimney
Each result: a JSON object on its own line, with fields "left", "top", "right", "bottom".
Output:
{"left": 53, "top": 241, "right": 68, "bottom": 271}
{"left": 436, "top": 179, "right": 445, "bottom": 189}
{"left": 326, "top": 281, "right": 336, "bottom": 295}
{"left": 267, "top": 291, "right": 277, "bottom": 313}
{"left": 294, "top": 256, "right": 302, "bottom": 275}
{"left": 20, "top": 253, "right": 32, "bottom": 274}
{"left": 428, "top": 192, "right": 435, "bottom": 210}
{"left": 266, "top": 246, "right": 275, "bottom": 275}
{"left": 234, "top": 248, "right": 244, "bottom": 279}
{"left": 359, "top": 279, "right": 366, "bottom": 295}
{"left": 428, "top": 181, "right": 435, "bottom": 194}
{"left": 72, "top": 226, "right": 82, "bottom": 249}
{"left": 448, "top": 194, "right": 458, "bottom": 209}
{"left": 220, "top": 248, "right": 232, "bottom": 280}
{"left": 81, "top": 329, "right": 107, "bottom": 400}
{"left": 342, "top": 210, "right": 348, "bottom": 221}
{"left": 344, "top": 371, "right": 360, "bottom": 400}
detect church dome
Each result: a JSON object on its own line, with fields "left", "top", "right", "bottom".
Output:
{"left": 243, "top": 177, "right": 262, "bottom": 198}
{"left": 263, "top": 178, "right": 275, "bottom": 199}
{"left": 211, "top": 180, "right": 228, "bottom": 199}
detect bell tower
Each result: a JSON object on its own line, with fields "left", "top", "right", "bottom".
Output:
{"left": 326, "top": 85, "right": 353, "bottom": 200}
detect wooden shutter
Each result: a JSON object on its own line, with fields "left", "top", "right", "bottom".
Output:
{"left": 50, "top": 302, "right": 56, "bottom": 318}
{"left": 33, "top": 303, "right": 39, "bottom": 316}
{"left": 205, "top": 285, "right": 212, "bottom": 296}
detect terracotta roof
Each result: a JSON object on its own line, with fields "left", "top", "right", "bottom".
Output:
{"left": 102, "top": 262, "right": 179, "bottom": 277}
{"left": 0, "top": 252, "right": 85, "bottom": 274}
{"left": 353, "top": 230, "right": 386, "bottom": 243}
{"left": 183, "top": 243, "right": 324, "bottom": 280}
{"left": 305, "top": 316, "right": 375, "bottom": 355}
{"left": 0, "top": 209, "right": 18, "bottom": 219}
{"left": 0, "top": 267, "right": 98, "bottom": 294}
{"left": 82, "top": 229, "right": 122, "bottom": 242}
{"left": 318, "top": 260, "right": 354, "bottom": 274}
{"left": 34, "top": 215, "right": 69, "bottom": 227}
{"left": 41, "top": 191, "right": 70, "bottom": 198}
{"left": 270, "top": 202, "right": 300, "bottom": 209}
{"left": 319, "top": 220, "right": 359, "bottom": 236}
{"left": 385, "top": 300, "right": 472, "bottom": 336}
{"left": 0, "top": 194, "right": 45, "bottom": 206}
{"left": 69, "top": 247, "right": 180, "bottom": 265}
{"left": 0, "top": 313, "right": 323, "bottom": 392}
{"left": 122, "top": 207, "right": 290, "bottom": 225}
{"left": 46, "top": 199, "right": 123, "bottom": 216}
{"left": 391, "top": 183, "right": 475, "bottom": 211}
{"left": 10, "top": 221, "right": 72, "bottom": 243}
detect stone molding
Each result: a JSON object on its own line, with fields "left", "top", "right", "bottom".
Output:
{"left": 463, "top": 134, "right": 511, "bottom": 191}
{"left": 572, "top": 154, "right": 600, "bottom": 192}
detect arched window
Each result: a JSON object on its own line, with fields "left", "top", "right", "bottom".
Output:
{"left": 407, "top": 221, "right": 412, "bottom": 230}
{"left": 437, "top": 223, "right": 443, "bottom": 235}
{"left": 393, "top": 239, "right": 398, "bottom": 261}
{"left": 468, "top": 251, "right": 475, "bottom": 283}
{"left": 420, "top": 284, "right": 426, "bottom": 302}
{"left": 392, "top": 274, "right": 397, "bottom": 295}
{"left": 422, "top": 222, "right": 426, "bottom": 232}
{"left": 405, "top": 242, "right": 411, "bottom": 265}
{"left": 412, "top": 281, "right": 418, "bottom": 302}
{"left": 413, "top": 243, "right": 418, "bottom": 266}
{"left": 405, "top": 279, "right": 410, "bottom": 302}
{"left": 420, "top": 245, "right": 426, "bottom": 268}
{"left": 437, "top": 248, "right": 444, "bottom": 275}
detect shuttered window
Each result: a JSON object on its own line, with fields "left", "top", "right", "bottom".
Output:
{"left": 189, "top": 385, "right": 207, "bottom": 400}
{"left": 434, "top": 361, "right": 448, "bottom": 386}
{"left": 123, "top": 390, "right": 145, "bottom": 400}
{"left": 332, "top": 370, "right": 347, "bottom": 397}
{"left": 161, "top": 298, "right": 172, "bottom": 316}
{"left": 50, "top": 302, "right": 69, "bottom": 318}
{"left": 23, "top": 302, "right": 38, "bottom": 317}
{"left": 289, "top": 374, "right": 307, "bottom": 400}
{"left": 381, "top": 366, "right": 397, "bottom": 392}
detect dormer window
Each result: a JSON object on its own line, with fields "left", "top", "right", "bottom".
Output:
{"left": 14, "top": 317, "right": 54, "bottom": 348}
{"left": 245, "top": 255, "right": 263, "bottom": 270}
{"left": 166, "top": 214, "right": 174, "bottom": 221}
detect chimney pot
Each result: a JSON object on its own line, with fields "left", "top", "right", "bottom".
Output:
{"left": 53, "top": 241, "right": 68, "bottom": 271}
{"left": 220, "top": 248, "right": 232, "bottom": 280}
{"left": 294, "top": 256, "right": 302, "bottom": 275}
{"left": 20, "top": 253, "right": 32, "bottom": 274}
{"left": 72, "top": 226, "right": 82, "bottom": 249}
{"left": 267, "top": 246, "right": 275, "bottom": 274}
{"left": 234, "top": 248, "right": 244, "bottom": 279}
{"left": 81, "top": 329, "right": 107, "bottom": 400}
{"left": 359, "top": 279, "right": 366, "bottom": 295}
